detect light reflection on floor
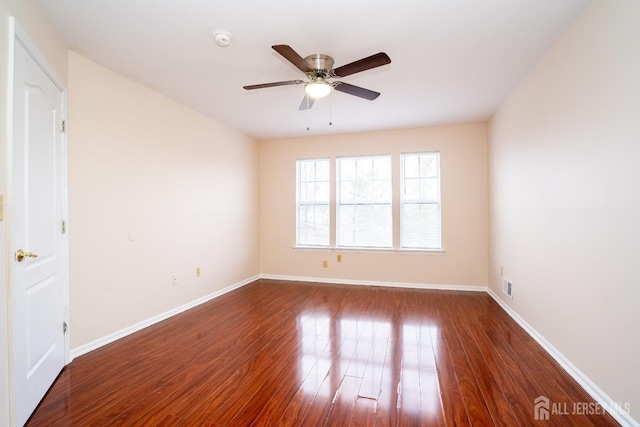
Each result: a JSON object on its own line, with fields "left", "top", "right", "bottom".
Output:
{"left": 297, "top": 311, "right": 442, "bottom": 420}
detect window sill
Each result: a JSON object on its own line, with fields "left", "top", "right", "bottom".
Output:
{"left": 293, "top": 246, "right": 444, "bottom": 255}
{"left": 395, "top": 248, "right": 445, "bottom": 255}
{"left": 293, "top": 245, "right": 333, "bottom": 252}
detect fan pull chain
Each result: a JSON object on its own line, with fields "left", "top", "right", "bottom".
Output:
{"left": 329, "top": 90, "right": 333, "bottom": 126}
{"left": 306, "top": 96, "right": 310, "bottom": 131}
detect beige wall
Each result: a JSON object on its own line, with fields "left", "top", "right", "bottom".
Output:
{"left": 67, "top": 51, "right": 259, "bottom": 348}
{"left": 1, "top": 1, "right": 68, "bottom": 425}
{"left": 259, "top": 124, "right": 489, "bottom": 287}
{"left": 489, "top": 0, "right": 640, "bottom": 418}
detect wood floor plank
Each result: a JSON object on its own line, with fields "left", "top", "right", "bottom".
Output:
{"left": 357, "top": 321, "right": 390, "bottom": 399}
{"left": 450, "top": 300, "right": 522, "bottom": 426}
{"left": 429, "top": 322, "right": 471, "bottom": 427}
{"left": 249, "top": 323, "right": 331, "bottom": 426}
{"left": 373, "top": 314, "right": 402, "bottom": 427}
{"left": 458, "top": 305, "right": 535, "bottom": 425}
{"left": 349, "top": 396, "right": 377, "bottom": 426}
{"left": 437, "top": 300, "right": 497, "bottom": 426}
{"left": 324, "top": 375, "right": 362, "bottom": 426}
{"left": 398, "top": 323, "right": 423, "bottom": 426}
{"left": 25, "top": 280, "right": 622, "bottom": 427}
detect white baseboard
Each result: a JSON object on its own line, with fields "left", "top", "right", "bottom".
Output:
{"left": 69, "top": 274, "right": 260, "bottom": 360}
{"left": 259, "top": 274, "right": 487, "bottom": 292}
{"left": 487, "top": 289, "right": 638, "bottom": 427}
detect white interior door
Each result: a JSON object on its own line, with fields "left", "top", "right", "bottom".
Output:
{"left": 11, "top": 33, "right": 67, "bottom": 426}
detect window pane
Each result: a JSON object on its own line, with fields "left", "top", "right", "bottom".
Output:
{"left": 300, "top": 161, "right": 315, "bottom": 181}
{"left": 401, "top": 203, "right": 441, "bottom": 249}
{"left": 404, "top": 155, "right": 419, "bottom": 178}
{"left": 337, "top": 205, "right": 356, "bottom": 246}
{"left": 339, "top": 181, "right": 356, "bottom": 203}
{"left": 370, "top": 178, "right": 391, "bottom": 202}
{"left": 298, "top": 205, "right": 330, "bottom": 246}
{"left": 316, "top": 160, "right": 330, "bottom": 181}
{"left": 420, "top": 154, "right": 437, "bottom": 177}
{"left": 316, "top": 181, "right": 330, "bottom": 202}
{"left": 403, "top": 177, "right": 420, "bottom": 201}
{"left": 421, "top": 177, "right": 438, "bottom": 200}
{"left": 340, "top": 158, "right": 356, "bottom": 181}
{"left": 337, "top": 204, "right": 392, "bottom": 248}
{"left": 357, "top": 157, "right": 373, "bottom": 179}
{"left": 300, "top": 182, "right": 316, "bottom": 202}
{"left": 373, "top": 157, "right": 391, "bottom": 180}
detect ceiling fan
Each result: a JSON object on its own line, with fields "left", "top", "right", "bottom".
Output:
{"left": 243, "top": 45, "right": 391, "bottom": 110}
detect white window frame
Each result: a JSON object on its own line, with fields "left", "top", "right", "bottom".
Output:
{"left": 336, "top": 155, "right": 393, "bottom": 249}
{"left": 400, "top": 152, "right": 442, "bottom": 250}
{"left": 296, "top": 158, "right": 331, "bottom": 247}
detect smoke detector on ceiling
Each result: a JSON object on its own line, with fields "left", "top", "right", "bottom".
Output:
{"left": 213, "top": 30, "right": 232, "bottom": 47}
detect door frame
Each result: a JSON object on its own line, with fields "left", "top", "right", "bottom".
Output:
{"left": 6, "top": 17, "right": 70, "bottom": 425}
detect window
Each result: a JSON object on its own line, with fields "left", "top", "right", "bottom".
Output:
{"left": 295, "top": 153, "right": 442, "bottom": 251}
{"left": 296, "top": 159, "right": 330, "bottom": 246}
{"left": 337, "top": 156, "right": 392, "bottom": 248}
{"left": 400, "top": 152, "right": 441, "bottom": 249}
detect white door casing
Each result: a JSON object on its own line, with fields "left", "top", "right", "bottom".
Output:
{"left": 10, "top": 22, "right": 69, "bottom": 427}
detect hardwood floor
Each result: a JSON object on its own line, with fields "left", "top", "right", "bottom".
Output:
{"left": 27, "top": 279, "right": 620, "bottom": 426}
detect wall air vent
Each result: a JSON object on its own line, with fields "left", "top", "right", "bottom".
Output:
{"left": 503, "top": 278, "right": 513, "bottom": 299}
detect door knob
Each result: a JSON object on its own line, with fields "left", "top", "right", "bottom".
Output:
{"left": 16, "top": 249, "right": 38, "bottom": 262}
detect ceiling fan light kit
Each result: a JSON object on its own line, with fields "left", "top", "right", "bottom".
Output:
{"left": 304, "top": 79, "right": 332, "bottom": 99}
{"left": 243, "top": 44, "right": 391, "bottom": 110}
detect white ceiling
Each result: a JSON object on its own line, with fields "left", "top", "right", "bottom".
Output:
{"left": 38, "top": 0, "right": 589, "bottom": 141}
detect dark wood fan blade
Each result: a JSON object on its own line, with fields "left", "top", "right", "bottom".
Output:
{"left": 332, "top": 52, "right": 391, "bottom": 77}
{"left": 272, "top": 45, "right": 313, "bottom": 73}
{"left": 333, "top": 82, "right": 380, "bottom": 100}
{"left": 243, "top": 80, "right": 304, "bottom": 90}
{"left": 298, "top": 95, "right": 315, "bottom": 110}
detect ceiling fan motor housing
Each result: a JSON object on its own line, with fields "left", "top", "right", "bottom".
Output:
{"left": 304, "top": 54, "right": 334, "bottom": 78}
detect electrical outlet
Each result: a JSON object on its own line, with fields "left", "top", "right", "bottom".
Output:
{"left": 172, "top": 275, "right": 178, "bottom": 286}
{"left": 500, "top": 265, "right": 504, "bottom": 276}
{"left": 196, "top": 267, "right": 201, "bottom": 278}
{"left": 337, "top": 254, "right": 342, "bottom": 263}
{"left": 322, "top": 260, "right": 328, "bottom": 268}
